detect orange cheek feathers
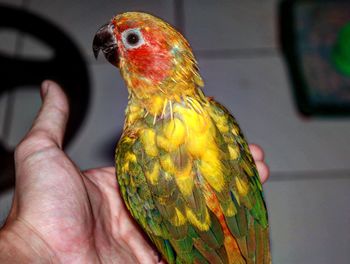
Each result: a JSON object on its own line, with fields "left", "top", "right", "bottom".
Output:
{"left": 119, "top": 31, "right": 173, "bottom": 84}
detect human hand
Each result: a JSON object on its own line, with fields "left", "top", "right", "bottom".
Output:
{"left": 0, "top": 81, "right": 270, "bottom": 263}
{"left": 249, "top": 144, "right": 270, "bottom": 184}
{"left": 0, "top": 81, "right": 161, "bottom": 263}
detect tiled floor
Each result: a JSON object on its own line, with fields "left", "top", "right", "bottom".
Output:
{"left": 1, "top": 1, "right": 350, "bottom": 263}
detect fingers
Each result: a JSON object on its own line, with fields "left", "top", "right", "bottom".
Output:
{"left": 249, "top": 144, "right": 264, "bottom": 161}
{"left": 255, "top": 161, "right": 270, "bottom": 184}
{"left": 15, "top": 81, "right": 69, "bottom": 162}
{"left": 249, "top": 144, "right": 270, "bottom": 183}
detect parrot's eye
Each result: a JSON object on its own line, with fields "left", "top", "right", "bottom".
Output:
{"left": 121, "top": 28, "right": 145, "bottom": 50}
{"left": 127, "top": 33, "right": 139, "bottom": 45}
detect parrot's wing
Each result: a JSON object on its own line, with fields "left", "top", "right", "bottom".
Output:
{"left": 117, "top": 129, "right": 216, "bottom": 264}
{"left": 206, "top": 99, "right": 271, "bottom": 264}
{"left": 116, "top": 97, "right": 271, "bottom": 264}
{"left": 116, "top": 130, "right": 178, "bottom": 264}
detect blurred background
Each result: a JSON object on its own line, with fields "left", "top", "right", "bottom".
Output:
{"left": 0, "top": 0, "right": 350, "bottom": 263}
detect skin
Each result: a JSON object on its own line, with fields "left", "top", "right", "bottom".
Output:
{"left": 0, "top": 81, "right": 269, "bottom": 263}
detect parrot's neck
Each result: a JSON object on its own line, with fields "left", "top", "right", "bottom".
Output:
{"left": 122, "top": 69, "right": 203, "bottom": 116}
{"left": 124, "top": 85, "right": 207, "bottom": 128}
{"left": 120, "top": 46, "right": 204, "bottom": 121}
{"left": 131, "top": 83, "right": 196, "bottom": 112}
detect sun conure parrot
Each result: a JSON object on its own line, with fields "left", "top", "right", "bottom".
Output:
{"left": 93, "top": 12, "right": 271, "bottom": 264}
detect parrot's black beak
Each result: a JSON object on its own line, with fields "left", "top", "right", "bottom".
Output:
{"left": 93, "top": 23, "right": 120, "bottom": 67}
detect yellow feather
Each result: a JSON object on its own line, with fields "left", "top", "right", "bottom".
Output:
{"left": 171, "top": 207, "right": 187, "bottom": 226}
{"left": 145, "top": 161, "right": 160, "bottom": 185}
{"left": 140, "top": 129, "right": 158, "bottom": 156}
{"left": 156, "top": 118, "right": 186, "bottom": 152}
{"left": 121, "top": 162, "right": 129, "bottom": 173}
{"left": 174, "top": 104, "right": 208, "bottom": 134}
{"left": 121, "top": 152, "right": 137, "bottom": 173}
{"left": 223, "top": 200, "right": 237, "bottom": 217}
{"left": 231, "top": 126, "right": 239, "bottom": 136}
{"left": 159, "top": 154, "right": 176, "bottom": 174}
{"left": 148, "top": 95, "right": 164, "bottom": 116}
{"left": 164, "top": 118, "right": 185, "bottom": 140}
{"left": 125, "top": 152, "right": 137, "bottom": 162}
{"left": 174, "top": 162, "right": 194, "bottom": 197}
{"left": 186, "top": 132, "right": 209, "bottom": 157}
{"left": 216, "top": 116, "right": 229, "bottom": 133}
{"left": 235, "top": 177, "right": 249, "bottom": 196}
{"left": 125, "top": 103, "right": 143, "bottom": 125}
{"left": 228, "top": 145, "right": 239, "bottom": 160}
{"left": 185, "top": 206, "right": 210, "bottom": 231}
{"left": 199, "top": 147, "right": 225, "bottom": 192}
{"left": 208, "top": 107, "right": 230, "bottom": 133}
{"left": 199, "top": 159, "right": 225, "bottom": 193}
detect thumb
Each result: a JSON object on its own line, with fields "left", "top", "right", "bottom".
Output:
{"left": 32, "top": 80, "right": 69, "bottom": 148}
{"left": 17, "top": 81, "right": 69, "bottom": 160}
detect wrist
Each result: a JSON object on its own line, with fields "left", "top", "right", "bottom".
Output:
{"left": 0, "top": 220, "right": 57, "bottom": 263}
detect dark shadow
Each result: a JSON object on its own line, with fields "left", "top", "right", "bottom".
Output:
{"left": 0, "top": 5, "right": 90, "bottom": 192}
{"left": 98, "top": 130, "right": 123, "bottom": 165}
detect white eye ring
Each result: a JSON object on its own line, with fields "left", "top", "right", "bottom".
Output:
{"left": 121, "top": 28, "right": 145, "bottom": 50}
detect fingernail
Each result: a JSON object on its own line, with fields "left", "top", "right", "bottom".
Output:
{"left": 41, "top": 81, "right": 50, "bottom": 99}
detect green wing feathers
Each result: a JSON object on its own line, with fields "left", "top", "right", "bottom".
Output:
{"left": 207, "top": 99, "right": 271, "bottom": 264}
{"left": 115, "top": 96, "right": 271, "bottom": 263}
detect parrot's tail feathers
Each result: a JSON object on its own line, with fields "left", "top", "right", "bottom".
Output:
{"left": 193, "top": 238, "right": 226, "bottom": 264}
{"left": 263, "top": 228, "right": 272, "bottom": 264}
{"left": 236, "top": 213, "right": 271, "bottom": 264}
{"left": 246, "top": 214, "right": 257, "bottom": 262}
{"left": 224, "top": 240, "right": 246, "bottom": 264}
{"left": 237, "top": 236, "right": 249, "bottom": 261}
{"left": 254, "top": 221, "right": 272, "bottom": 264}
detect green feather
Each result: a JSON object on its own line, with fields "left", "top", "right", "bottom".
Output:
{"left": 197, "top": 211, "right": 224, "bottom": 249}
